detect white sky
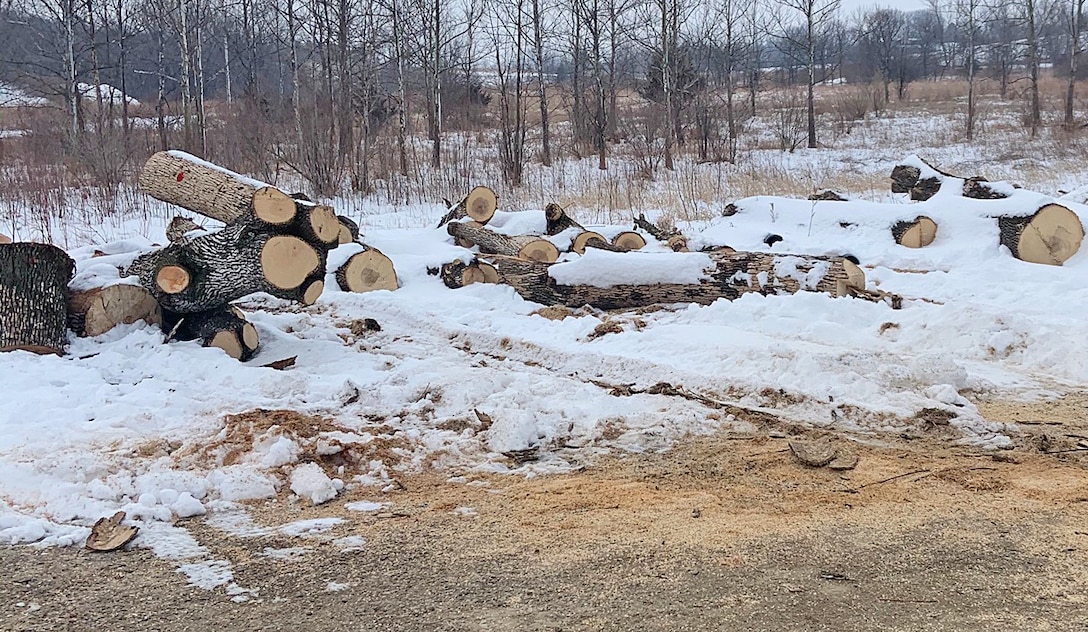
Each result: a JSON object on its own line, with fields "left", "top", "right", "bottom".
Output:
{"left": 839, "top": 0, "right": 930, "bottom": 15}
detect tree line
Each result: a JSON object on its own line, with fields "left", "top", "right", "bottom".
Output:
{"left": 0, "top": 0, "right": 1084, "bottom": 196}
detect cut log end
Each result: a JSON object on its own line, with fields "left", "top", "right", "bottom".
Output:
{"left": 667, "top": 235, "right": 689, "bottom": 252}
{"left": 208, "top": 330, "right": 245, "bottom": 360}
{"left": 309, "top": 205, "right": 342, "bottom": 244}
{"left": 302, "top": 280, "right": 324, "bottom": 305}
{"left": 260, "top": 235, "right": 321, "bottom": 289}
{"left": 517, "top": 239, "right": 560, "bottom": 263}
{"left": 611, "top": 232, "right": 647, "bottom": 251}
{"left": 68, "top": 284, "right": 163, "bottom": 337}
{"left": 1000, "top": 203, "right": 1085, "bottom": 266}
{"left": 893, "top": 216, "right": 938, "bottom": 248}
{"left": 242, "top": 323, "right": 259, "bottom": 350}
{"left": 156, "top": 265, "right": 191, "bottom": 294}
{"left": 461, "top": 266, "right": 487, "bottom": 286}
{"left": 478, "top": 262, "right": 500, "bottom": 284}
{"left": 337, "top": 216, "right": 360, "bottom": 244}
{"left": 466, "top": 186, "right": 498, "bottom": 224}
{"left": 335, "top": 248, "right": 399, "bottom": 293}
{"left": 571, "top": 231, "right": 607, "bottom": 254}
{"left": 454, "top": 221, "right": 485, "bottom": 248}
{"left": 252, "top": 187, "right": 297, "bottom": 224}
{"left": 842, "top": 259, "right": 866, "bottom": 291}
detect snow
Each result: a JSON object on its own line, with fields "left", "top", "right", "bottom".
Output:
{"left": 1, "top": 149, "right": 1087, "bottom": 598}
{"left": 78, "top": 83, "right": 140, "bottom": 107}
{"left": 0, "top": 83, "right": 49, "bottom": 107}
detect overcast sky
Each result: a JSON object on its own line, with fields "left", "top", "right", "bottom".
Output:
{"left": 838, "top": 0, "right": 929, "bottom": 15}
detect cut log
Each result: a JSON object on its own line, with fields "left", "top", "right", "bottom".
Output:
{"left": 481, "top": 250, "right": 892, "bottom": 311}
{"left": 0, "top": 242, "right": 75, "bottom": 354}
{"left": 997, "top": 203, "right": 1084, "bottom": 266}
{"left": 337, "top": 216, "right": 360, "bottom": 244}
{"left": 440, "top": 259, "right": 501, "bottom": 289}
{"left": 436, "top": 186, "right": 498, "bottom": 227}
{"left": 446, "top": 222, "right": 560, "bottom": 262}
{"left": 140, "top": 150, "right": 298, "bottom": 225}
{"left": 0, "top": 234, "right": 11, "bottom": 245}
{"left": 453, "top": 221, "right": 485, "bottom": 248}
{"left": 634, "top": 213, "right": 688, "bottom": 252}
{"left": 335, "top": 246, "right": 399, "bottom": 292}
{"left": 478, "top": 261, "right": 500, "bottom": 284}
{"left": 611, "top": 231, "right": 647, "bottom": 251}
{"left": 166, "top": 216, "right": 205, "bottom": 243}
{"left": 890, "top": 158, "right": 1009, "bottom": 202}
{"left": 68, "top": 284, "right": 162, "bottom": 337}
{"left": 162, "top": 305, "right": 260, "bottom": 361}
{"left": 808, "top": 190, "right": 847, "bottom": 201}
{"left": 892, "top": 216, "right": 938, "bottom": 248}
{"left": 124, "top": 221, "right": 326, "bottom": 312}
{"left": 288, "top": 205, "right": 341, "bottom": 246}
{"left": 570, "top": 231, "right": 610, "bottom": 254}
{"left": 545, "top": 203, "right": 585, "bottom": 236}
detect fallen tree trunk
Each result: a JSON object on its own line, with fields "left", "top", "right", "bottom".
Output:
{"left": 163, "top": 305, "right": 259, "bottom": 361}
{"left": 892, "top": 216, "right": 938, "bottom": 248}
{"left": 634, "top": 214, "right": 688, "bottom": 252}
{"left": 335, "top": 245, "right": 399, "bottom": 292}
{"left": 447, "top": 222, "right": 559, "bottom": 263}
{"left": 482, "top": 250, "right": 896, "bottom": 311}
{"left": 545, "top": 203, "right": 584, "bottom": 236}
{"left": 890, "top": 158, "right": 1010, "bottom": 202}
{"left": 997, "top": 203, "right": 1084, "bottom": 266}
{"left": 124, "top": 219, "right": 327, "bottom": 312}
{"left": 68, "top": 283, "right": 162, "bottom": 337}
{"left": 436, "top": 186, "right": 498, "bottom": 227}
{"left": 0, "top": 242, "right": 75, "bottom": 354}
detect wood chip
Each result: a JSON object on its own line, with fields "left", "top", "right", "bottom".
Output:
{"left": 789, "top": 440, "right": 837, "bottom": 467}
{"left": 262, "top": 356, "right": 297, "bottom": 370}
{"left": 503, "top": 448, "right": 539, "bottom": 465}
{"left": 86, "top": 511, "right": 138, "bottom": 552}
{"left": 828, "top": 448, "right": 859, "bottom": 471}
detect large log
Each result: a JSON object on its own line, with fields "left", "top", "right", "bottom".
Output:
{"left": 890, "top": 158, "right": 1010, "bottom": 202}
{"left": 0, "top": 242, "right": 75, "bottom": 354}
{"left": 447, "top": 222, "right": 560, "bottom": 263}
{"left": 335, "top": 246, "right": 399, "bottom": 292}
{"left": 68, "top": 284, "right": 162, "bottom": 337}
{"left": 124, "top": 219, "right": 327, "bottom": 312}
{"left": 436, "top": 186, "right": 498, "bottom": 227}
{"left": 140, "top": 150, "right": 299, "bottom": 225}
{"left": 482, "top": 250, "right": 894, "bottom": 311}
{"left": 997, "top": 203, "right": 1084, "bottom": 265}
{"left": 163, "top": 305, "right": 259, "bottom": 361}
{"left": 892, "top": 216, "right": 938, "bottom": 248}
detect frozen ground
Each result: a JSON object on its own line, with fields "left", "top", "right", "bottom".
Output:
{"left": 1, "top": 139, "right": 1086, "bottom": 604}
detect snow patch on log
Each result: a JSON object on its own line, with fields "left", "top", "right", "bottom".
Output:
{"left": 547, "top": 249, "right": 713, "bottom": 288}
{"left": 166, "top": 150, "right": 271, "bottom": 190}
{"left": 774, "top": 256, "right": 831, "bottom": 291}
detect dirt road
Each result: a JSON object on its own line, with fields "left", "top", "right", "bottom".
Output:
{"left": 3, "top": 394, "right": 1088, "bottom": 631}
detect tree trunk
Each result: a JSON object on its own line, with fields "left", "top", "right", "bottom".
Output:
{"left": 447, "top": 222, "right": 559, "bottom": 262}
{"left": 68, "top": 284, "right": 162, "bottom": 337}
{"left": 162, "top": 305, "right": 259, "bottom": 361}
{"left": 997, "top": 204, "right": 1084, "bottom": 266}
{"left": 482, "top": 250, "right": 892, "bottom": 310}
{"left": 333, "top": 244, "right": 399, "bottom": 293}
{"left": 0, "top": 243, "right": 75, "bottom": 354}
{"left": 440, "top": 258, "right": 499, "bottom": 289}
{"left": 435, "top": 186, "right": 498, "bottom": 227}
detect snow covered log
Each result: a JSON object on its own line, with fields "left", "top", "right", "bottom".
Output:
{"left": 124, "top": 219, "right": 327, "bottom": 312}
{"left": 166, "top": 216, "right": 204, "bottom": 243}
{"left": 892, "top": 216, "right": 938, "bottom": 248}
{"left": 545, "top": 203, "right": 584, "bottom": 236}
{"left": 436, "top": 186, "right": 498, "bottom": 227}
{"left": 890, "top": 157, "right": 1010, "bottom": 202}
{"left": 0, "top": 242, "right": 75, "bottom": 354}
{"left": 446, "top": 222, "right": 560, "bottom": 263}
{"left": 163, "top": 305, "right": 259, "bottom": 361}
{"left": 440, "top": 259, "right": 499, "bottom": 289}
{"left": 634, "top": 214, "right": 688, "bottom": 252}
{"left": 483, "top": 250, "right": 889, "bottom": 311}
{"left": 612, "top": 231, "right": 647, "bottom": 251}
{"left": 570, "top": 231, "right": 620, "bottom": 254}
{"left": 335, "top": 246, "right": 399, "bottom": 293}
{"left": 997, "top": 203, "right": 1084, "bottom": 266}
{"left": 68, "top": 284, "right": 162, "bottom": 337}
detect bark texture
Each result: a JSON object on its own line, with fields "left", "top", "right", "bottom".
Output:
{"left": 162, "top": 305, "right": 259, "bottom": 361}
{"left": 545, "top": 203, "right": 584, "bottom": 236}
{"left": 997, "top": 204, "right": 1084, "bottom": 266}
{"left": 0, "top": 243, "right": 75, "bottom": 354}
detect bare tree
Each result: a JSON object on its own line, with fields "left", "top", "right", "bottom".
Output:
{"left": 955, "top": 0, "right": 981, "bottom": 139}
{"left": 860, "top": 8, "right": 905, "bottom": 104}
{"left": 1065, "top": 0, "right": 1085, "bottom": 126}
{"left": 774, "top": 0, "right": 842, "bottom": 149}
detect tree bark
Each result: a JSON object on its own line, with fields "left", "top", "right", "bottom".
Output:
{"left": 0, "top": 243, "right": 75, "bottom": 354}
{"left": 162, "top": 305, "right": 259, "bottom": 361}
{"left": 483, "top": 250, "right": 894, "bottom": 310}
{"left": 890, "top": 159, "right": 1009, "bottom": 202}
{"left": 166, "top": 216, "right": 205, "bottom": 242}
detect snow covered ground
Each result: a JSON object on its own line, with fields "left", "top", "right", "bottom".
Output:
{"left": 1, "top": 150, "right": 1086, "bottom": 601}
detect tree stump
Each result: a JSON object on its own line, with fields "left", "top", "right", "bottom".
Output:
{"left": 997, "top": 203, "right": 1084, "bottom": 265}
{"left": 0, "top": 242, "right": 75, "bottom": 354}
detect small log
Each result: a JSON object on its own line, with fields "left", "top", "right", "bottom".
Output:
{"left": 68, "top": 284, "right": 162, "bottom": 337}
{"left": 890, "top": 158, "right": 1009, "bottom": 202}
{"left": 997, "top": 203, "right": 1084, "bottom": 265}
{"left": 545, "top": 203, "right": 584, "bottom": 236}
{"left": 166, "top": 216, "right": 205, "bottom": 243}
{"left": 446, "top": 222, "right": 560, "bottom": 262}
{"left": 633, "top": 213, "right": 688, "bottom": 252}
{"left": 611, "top": 231, "right": 647, "bottom": 251}
{"left": 436, "top": 186, "right": 498, "bottom": 227}
{"left": 0, "top": 242, "right": 75, "bottom": 354}
{"left": 162, "top": 305, "right": 260, "bottom": 361}
{"left": 570, "top": 231, "right": 613, "bottom": 254}
{"left": 892, "top": 216, "right": 938, "bottom": 248}
{"left": 808, "top": 190, "right": 847, "bottom": 201}
{"left": 440, "top": 259, "right": 502, "bottom": 289}
{"left": 335, "top": 246, "right": 398, "bottom": 292}
{"left": 482, "top": 250, "right": 885, "bottom": 311}
{"left": 140, "top": 150, "right": 298, "bottom": 225}
{"left": 124, "top": 220, "right": 327, "bottom": 312}
{"left": 337, "top": 216, "right": 360, "bottom": 244}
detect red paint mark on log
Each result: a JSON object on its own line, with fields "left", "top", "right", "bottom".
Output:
{"left": 176, "top": 172, "right": 185, "bottom": 182}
